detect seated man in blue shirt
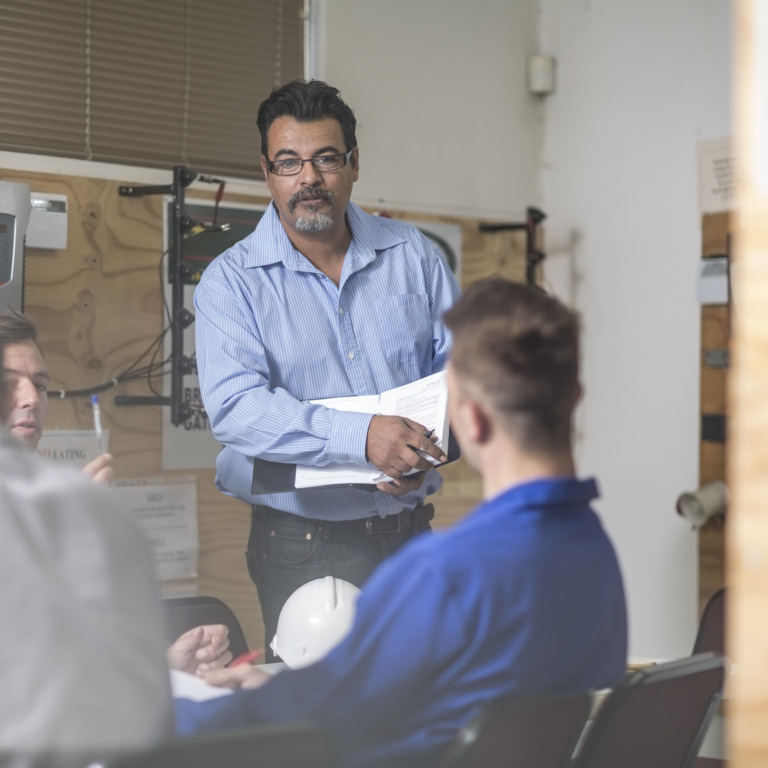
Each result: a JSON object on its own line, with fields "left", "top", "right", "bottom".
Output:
{"left": 175, "top": 278, "right": 628, "bottom": 768}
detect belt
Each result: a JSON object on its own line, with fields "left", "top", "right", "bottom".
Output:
{"left": 252, "top": 503, "right": 434, "bottom": 535}
{"left": 335, "top": 503, "right": 435, "bottom": 534}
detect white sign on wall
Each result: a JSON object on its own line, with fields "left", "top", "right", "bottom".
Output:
{"left": 113, "top": 475, "right": 198, "bottom": 582}
{"left": 698, "top": 136, "right": 739, "bottom": 214}
{"left": 37, "top": 429, "right": 109, "bottom": 470}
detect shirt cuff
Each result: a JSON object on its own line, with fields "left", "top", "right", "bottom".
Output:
{"left": 328, "top": 409, "right": 374, "bottom": 465}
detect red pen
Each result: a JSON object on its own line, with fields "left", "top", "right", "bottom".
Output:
{"left": 229, "top": 648, "right": 265, "bottom": 667}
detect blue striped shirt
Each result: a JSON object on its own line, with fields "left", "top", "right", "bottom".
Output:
{"left": 193, "top": 201, "right": 462, "bottom": 520}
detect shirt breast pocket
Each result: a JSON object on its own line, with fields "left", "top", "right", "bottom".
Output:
{"left": 374, "top": 293, "right": 432, "bottom": 372}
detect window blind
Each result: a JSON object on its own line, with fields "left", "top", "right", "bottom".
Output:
{"left": 0, "top": 0, "right": 305, "bottom": 180}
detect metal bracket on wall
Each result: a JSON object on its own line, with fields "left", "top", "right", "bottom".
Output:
{"left": 705, "top": 349, "right": 730, "bottom": 369}
{"left": 701, "top": 414, "right": 727, "bottom": 443}
{"left": 117, "top": 166, "right": 198, "bottom": 425}
{"left": 478, "top": 206, "right": 547, "bottom": 285}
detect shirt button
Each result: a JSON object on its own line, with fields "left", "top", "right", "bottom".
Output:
{"left": 348, "top": 351, "right": 355, "bottom": 360}
{"left": 339, "top": 307, "right": 344, "bottom": 314}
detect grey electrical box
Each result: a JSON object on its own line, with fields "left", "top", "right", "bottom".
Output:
{"left": 0, "top": 181, "right": 31, "bottom": 313}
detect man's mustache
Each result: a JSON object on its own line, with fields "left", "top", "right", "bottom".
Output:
{"left": 287, "top": 186, "right": 335, "bottom": 213}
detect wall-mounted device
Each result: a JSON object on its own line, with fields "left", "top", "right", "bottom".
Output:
{"left": 676, "top": 480, "right": 728, "bottom": 528}
{"left": 528, "top": 54, "right": 557, "bottom": 96}
{"left": 28, "top": 193, "right": 68, "bottom": 250}
{"left": 0, "top": 181, "right": 31, "bottom": 314}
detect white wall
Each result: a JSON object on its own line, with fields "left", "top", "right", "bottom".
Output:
{"left": 319, "top": 0, "right": 540, "bottom": 219}
{"left": 540, "top": 0, "right": 733, "bottom": 659}
{"left": 1, "top": 0, "right": 732, "bottom": 661}
{"left": 322, "top": 0, "right": 733, "bottom": 660}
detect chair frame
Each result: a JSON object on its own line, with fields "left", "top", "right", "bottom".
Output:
{"left": 571, "top": 651, "right": 725, "bottom": 768}
{"left": 692, "top": 587, "right": 726, "bottom": 655}
{"left": 102, "top": 722, "right": 334, "bottom": 768}
{"left": 441, "top": 691, "right": 592, "bottom": 768}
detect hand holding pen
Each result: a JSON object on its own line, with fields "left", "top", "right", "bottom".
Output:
{"left": 91, "top": 394, "right": 105, "bottom": 455}
{"left": 366, "top": 415, "right": 447, "bottom": 491}
{"left": 83, "top": 394, "right": 114, "bottom": 485}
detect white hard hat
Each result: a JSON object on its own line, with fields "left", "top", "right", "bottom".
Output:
{"left": 270, "top": 576, "right": 361, "bottom": 669}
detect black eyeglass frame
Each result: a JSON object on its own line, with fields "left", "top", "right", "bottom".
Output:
{"left": 266, "top": 148, "right": 355, "bottom": 176}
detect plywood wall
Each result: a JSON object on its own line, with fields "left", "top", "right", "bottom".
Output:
{"left": 0, "top": 166, "right": 528, "bottom": 650}
{"left": 698, "top": 211, "right": 733, "bottom": 611}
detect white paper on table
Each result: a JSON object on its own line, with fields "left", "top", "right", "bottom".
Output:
{"left": 169, "top": 669, "right": 233, "bottom": 701}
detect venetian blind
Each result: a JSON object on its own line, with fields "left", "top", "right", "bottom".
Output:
{"left": 0, "top": 0, "right": 305, "bottom": 180}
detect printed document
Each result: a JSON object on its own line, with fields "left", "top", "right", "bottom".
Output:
{"left": 295, "top": 370, "right": 449, "bottom": 488}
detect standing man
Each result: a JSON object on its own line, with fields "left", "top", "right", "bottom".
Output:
{"left": 194, "top": 79, "right": 461, "bottom": 650}
{"left": 176, "top": 279, "right": 628, "bottom": 768}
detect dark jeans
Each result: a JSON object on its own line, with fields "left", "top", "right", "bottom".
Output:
{"left": 246, "top": 504, "right": 434, "bottom": 661}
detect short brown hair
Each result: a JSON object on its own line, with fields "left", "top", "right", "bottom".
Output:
{"left": 443, "top": 278, "right": 580, "bottom": 453}
{"left": 0, "top": 309, "right": 38, "bottom": 347}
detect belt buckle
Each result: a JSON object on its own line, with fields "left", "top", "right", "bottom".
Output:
{"left": 366, "top": 514, "right": 404, "bottom": 534}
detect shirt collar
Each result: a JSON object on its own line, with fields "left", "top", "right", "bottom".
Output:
{"left": 245, "top": 201, "right": 409, "bottom": 272}
{"left": 486, "top": 476, "right": 601, "bottom": 513}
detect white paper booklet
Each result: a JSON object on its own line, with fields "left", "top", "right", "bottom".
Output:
{"left": 295, "top": 370, "right": 449, "bottom": 489}
{"left": 169, "top": 668, "right": 234, "bottom": 701}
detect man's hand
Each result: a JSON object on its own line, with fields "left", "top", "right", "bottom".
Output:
{"left": 376, "top": 471, "right": 429, "bottom": 497}
{"left": 366, "top": 415, "right": 447, "bottom": 480}
{"left": 167, "top": 624, "right": 232, "bottom": 675}
{"left": 201, "top": 664, "right": 272, "bottom": 690}
{"left": 82, "top": 453, "right": 114, "bottom": 485}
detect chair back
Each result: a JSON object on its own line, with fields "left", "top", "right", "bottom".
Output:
{"left": 440, "top": 691, "right": 592, "bottom": 768}
{"left": 103, "top": 722, "right": 334, "bottom": 768}
{"left": 692, "top": 588, "right": 726, "bottom": 655}
{"left": 571, "top": 652, "right": 726, "bottom": 768}
{"left": 162, "top": 596, "right": 250, "bottom": 659}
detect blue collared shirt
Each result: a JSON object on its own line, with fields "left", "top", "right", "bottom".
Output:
{"left": 193, "top": 201, "right": 462, "bottom": 520}
{"left": 174, "top": 476, "right": 628, "bottom": 768}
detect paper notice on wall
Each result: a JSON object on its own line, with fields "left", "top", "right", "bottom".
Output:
{"left": 698, "top": 137, "right": 739, "bottom": 214}
{"left": 698, "top": 257, "right": 729, "bottom": 305}
{"left": 37, "top": 429, "right": 109, "bottom": 470}
{"left": 113, "top": 476, "right": 198, "bottom": 581}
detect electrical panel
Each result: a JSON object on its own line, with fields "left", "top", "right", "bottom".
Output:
{"left": 0, "top": 181, "right": 31, "bottom": 314}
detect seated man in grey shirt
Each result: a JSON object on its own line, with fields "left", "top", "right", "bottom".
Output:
{"left": 0, "top": 426, "right": 173, "bottom": 764}
{"left": 0, "top": 334, "right": 231, "bottom": 766}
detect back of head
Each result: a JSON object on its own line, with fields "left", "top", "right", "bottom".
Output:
{"left": 0, "top": 434, "right": 173, "bottom": 761}
{"left": 443, "top": 279, "right": 580, "bottom": 453}
{"left": 257, "top": 79, "right": 357, "bottom": 157}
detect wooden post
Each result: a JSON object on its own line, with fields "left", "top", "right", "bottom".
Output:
{"left": 729, "top": 1, "right": 768, "bottom": 765}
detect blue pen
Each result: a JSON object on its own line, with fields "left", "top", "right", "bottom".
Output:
{"left": 91, "top": 394, "right": 105, "bottom": 455}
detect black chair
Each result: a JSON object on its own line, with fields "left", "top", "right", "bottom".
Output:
{"left": 571, "top": 652, "right": 726, "bottom": 768}
{"left": 102, "top": 723, "right": 334, "bottom": 768}
{"left": 162, "top": 596, "right": 250, "bottom": 659}
{"left": 692, "top": 588, "right": 726, "bottom": 655}
{"left": 440, "top": 691, "right": 592, "bottom": 768}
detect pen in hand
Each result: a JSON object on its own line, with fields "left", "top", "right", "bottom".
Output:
{"left": 229, "top": 648, "right": 265, "bottom": 667}
{"left": 91, "top": 394, "right": 105, "bottom": 455}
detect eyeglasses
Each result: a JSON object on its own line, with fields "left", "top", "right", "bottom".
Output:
{"left": 266, "top": 148, "right": 355, "bottom": 176}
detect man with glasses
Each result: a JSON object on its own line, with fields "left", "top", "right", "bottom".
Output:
{"left": 193, "top": 79, "right": 461, "bottom": 654}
